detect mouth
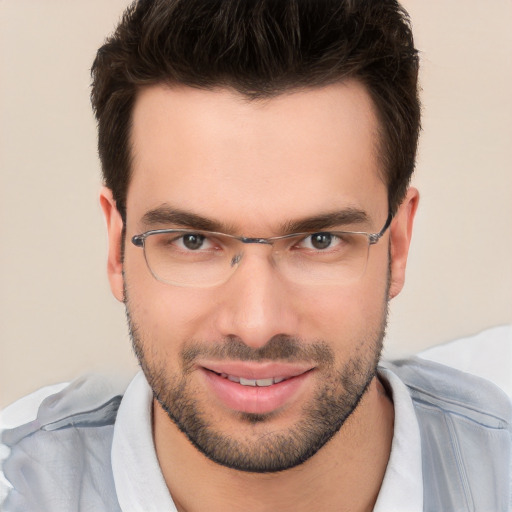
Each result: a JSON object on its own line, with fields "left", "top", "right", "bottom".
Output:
{"left": 212, "top": 371, "right": 289, "bottom": 387}
{"left": 198, "top": 361, "right": 315, "bottom": 415}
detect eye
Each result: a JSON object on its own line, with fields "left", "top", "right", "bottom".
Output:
{"left": 178, "top": 233, "right": 214, "bottom": 251}
{"left": 299, "top": 232, "right": 340, "bottom": 250}
{"left": 152, "top": 231, "right": 222, "bottom": 254}
{"left": 181, "top": 233, "right": 205, "bottom": 250}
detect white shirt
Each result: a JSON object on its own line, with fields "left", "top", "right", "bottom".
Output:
{"left": 111, "top": 367, "right": 423, "bottom": 512}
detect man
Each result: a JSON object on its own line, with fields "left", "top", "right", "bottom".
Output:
{"left": 1, "top": 1, "right": 511, "bottom": 511}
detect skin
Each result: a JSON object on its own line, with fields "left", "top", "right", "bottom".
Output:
{"left": 101, "top": 81, "right": 418, "bottom": 511}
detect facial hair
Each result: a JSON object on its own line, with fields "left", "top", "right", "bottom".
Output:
{"left": 125, "top": 289, "right": 388, "bottom": 474}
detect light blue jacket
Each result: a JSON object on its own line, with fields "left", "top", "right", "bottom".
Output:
{"left": 2, "top": 358, "right": 511, "bottom": 511}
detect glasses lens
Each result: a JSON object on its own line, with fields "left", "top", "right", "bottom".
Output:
{"left": 277, "top": 232, "right": 371, "bottom": 285}
{"left": 143, "top": 231, "right": 231, "bottom": 286}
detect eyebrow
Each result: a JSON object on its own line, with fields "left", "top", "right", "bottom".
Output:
{"left": 140, "top": 204, "right": 370, "bottom": 235}
{"left": 281, "top": 208, "right": 370, "bottom": 233}
{"left": 141, "top": 206, "right": 230, "bottom": 232}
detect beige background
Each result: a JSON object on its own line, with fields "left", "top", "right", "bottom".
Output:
{"left": 1, "top": 1, "right": 511, "bottom": 407}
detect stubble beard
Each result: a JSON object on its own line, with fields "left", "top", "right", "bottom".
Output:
{"left": 124, "top": 288, "right": 388, "bottom": 474}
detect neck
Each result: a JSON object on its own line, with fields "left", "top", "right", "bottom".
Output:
{"left": 153, "top": 376, "right": 394, "bottom": 512}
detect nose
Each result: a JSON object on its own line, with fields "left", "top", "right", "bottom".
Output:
{"left": 214, "top": 248, "right": 299, "bottom": 349}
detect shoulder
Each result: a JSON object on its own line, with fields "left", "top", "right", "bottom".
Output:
{"left": 384, "top": 356, "right": 512, "bottom": 427}
{"left": 383, "top": 357, "right": 512, "bottom": 511}
{"left": 1, "top": 374, "right": 130, "bottom": 512}
{"left": 1, "top": 373, "right": 130, "bottom": 444}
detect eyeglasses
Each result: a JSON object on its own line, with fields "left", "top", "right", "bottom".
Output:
{"left": 131, "top": 212, "right": 392, "bottom": 287}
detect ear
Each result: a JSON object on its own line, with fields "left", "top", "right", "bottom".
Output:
{"left": 388, "top": 187, "right": 419, "bottom": 299}
{"left": 99, "top": 187, "right": 125, "bottom": 302}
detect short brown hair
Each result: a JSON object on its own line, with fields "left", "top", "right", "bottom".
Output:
{"left": 91, "top": 0, "right": 420, "bottom": 220}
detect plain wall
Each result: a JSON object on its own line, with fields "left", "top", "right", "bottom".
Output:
{"left": 1, "top": 0, "right": 511, "bottom": 407}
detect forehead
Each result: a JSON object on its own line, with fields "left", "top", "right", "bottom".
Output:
{"left": 127, "top": 82, "right": 387, "bottom": 232}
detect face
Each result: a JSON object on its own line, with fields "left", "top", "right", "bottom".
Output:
{"left": 101, "top": 81, "right": 417, "bottom": 472}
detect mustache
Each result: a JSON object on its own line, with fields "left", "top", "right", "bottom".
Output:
{"left": 181, "top": 334, "right": 335, "bottom": 369}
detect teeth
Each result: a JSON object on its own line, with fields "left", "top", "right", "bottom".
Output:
{"left": 239, "top": 377, "right": 257, "bottom": 386}
{"left": 253, "top": 378, "right": 274, "bottom": 387}
{"left": 219, "top": 373, "right": 287, "bottom": 387}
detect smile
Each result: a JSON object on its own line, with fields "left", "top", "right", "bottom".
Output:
{"left": 198, "top": 362, "right": 315, "bottom": 414}
{"left": 214, "top": 372, "right": 287, "bottom": 387}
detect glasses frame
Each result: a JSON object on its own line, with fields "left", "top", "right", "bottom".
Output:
{"left": 131, "top": 211, "right": 393, "bottom": 285}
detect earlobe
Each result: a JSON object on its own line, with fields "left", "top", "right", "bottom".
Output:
{"left": 388, "top": 187, "right": 419, "bottom": 299}
{"left": 99, "top": 187, "right": 125, "bottom": 303}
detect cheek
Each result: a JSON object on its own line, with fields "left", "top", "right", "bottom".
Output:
{"left": 124, "top": 252, "right": 221, "bottom": 347}
{"left": 294, "top": 256, "right": 389, "bottom": 350}
{"left": 299, "top": 285, "right": 386, "bottom": 335}
{"left": 132, "top": 288, "right": 220, "bottom": 344}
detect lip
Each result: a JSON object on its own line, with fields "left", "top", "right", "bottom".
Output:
{"left": 199, "top": 361, "right": 313, "bottom": 380}
{"left": 198, "top": 361, "right": 314, "bottom": 415}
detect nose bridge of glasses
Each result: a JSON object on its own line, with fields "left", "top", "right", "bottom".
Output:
{"left": 238, "top": 236, "right": 273, "bottom": 245}
{"left": 227, "top": 236, "right": 274, "bottom": 261}
{"left": 227, "top": 235, "right": 281, "bottom": 272}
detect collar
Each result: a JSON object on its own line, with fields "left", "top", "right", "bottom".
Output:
{"left": 111, "top": 372, "right": 177, "bottom": 512}
{"left": 373, "top": 364, "right": 423, "bottom": 511}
